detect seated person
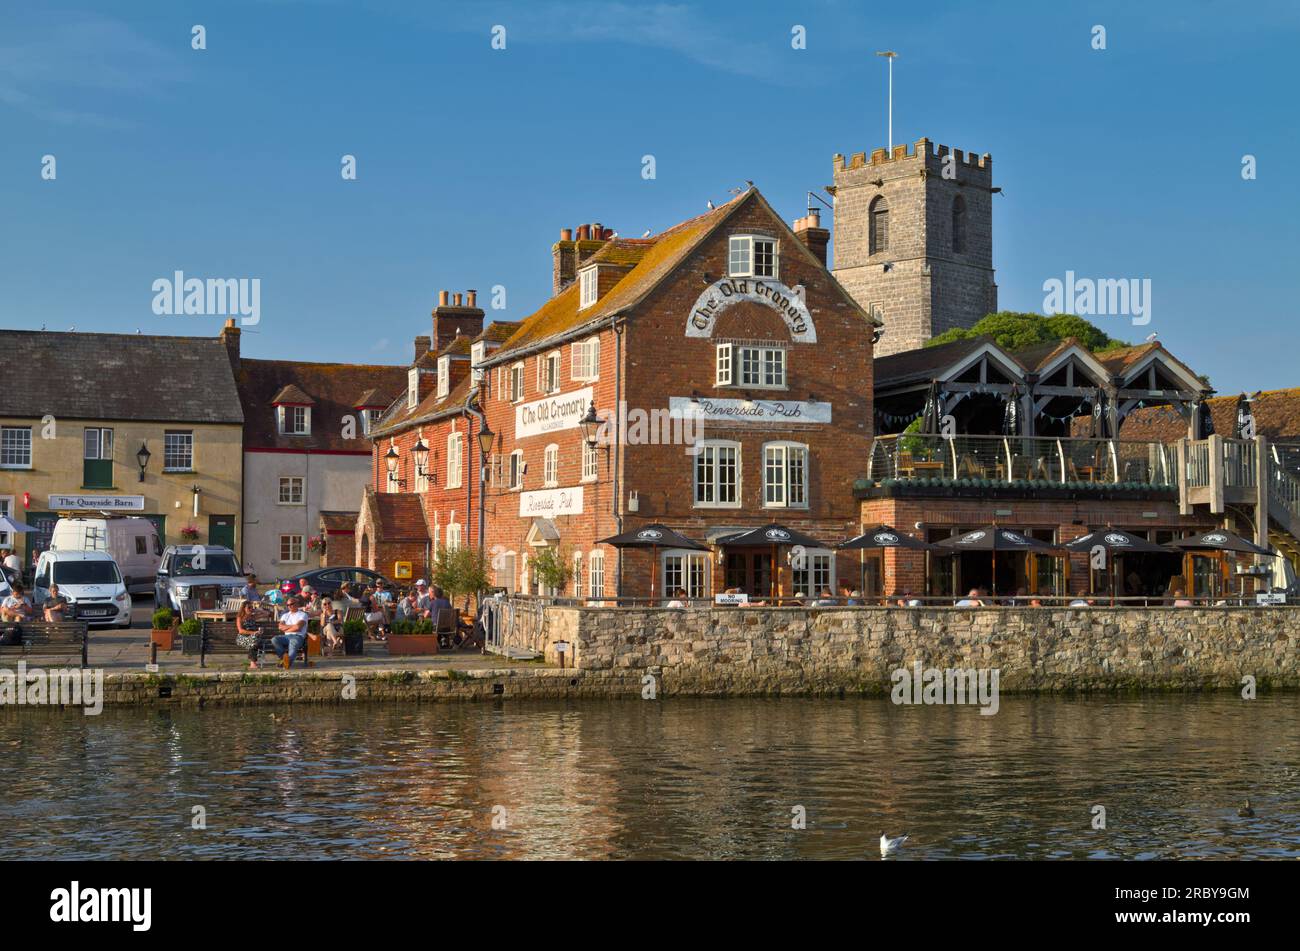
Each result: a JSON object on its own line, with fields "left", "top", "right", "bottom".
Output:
{"left": 838, "top": 582, "right": 859, "bottom": 606}
{"left": 954, "top": 588, "right": 984, "bottom": 607}
{"left": 320, "top": 598, "right": 345, "bottom": 656}
{"left": 665, "top": 587, "right": 688, "bottom": 609}
{"left": 42, "top": 583, "right": 70, "bottom": 621}
{"left": 235, "top": 601, "right": 263, "bottom": 670}
{"left": 271, "top": 597, "right": 310, "bottom": 669}
{"left": 239, "top": 574, "right": 263, "bottom": 602}
{"left": 1170, "top": 586, "right": 1193, "bottom": 607}
{"left": 1, "top": 584, "right": 34, "bottom": 622}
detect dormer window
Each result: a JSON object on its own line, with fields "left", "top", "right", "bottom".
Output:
{"left": 437, "top": 355, "right": 450, "bottom": 399}
{"left": 579, "top": 265, "right": 599, "bottom": 308}
{"left": 360, "top": 409, "right": 382, "bottom": 435}
{"left": 277, "top": 405, "right": 311, "bottom": 435}
{"left": 407, "top": 367, "right": 419, "bottom": 409}
{"left": 728, "top": 235, "right": 777, "bottom": 279}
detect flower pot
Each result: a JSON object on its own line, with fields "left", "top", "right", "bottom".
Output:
{"left": 387, "top": 634, "right": 438, "bottom": 656}
{"left": 181, "top": 633, "right": 203, "bottom": 655}
{"left": 150, "top": 628, "right": 174, "bottom": 651}
{"left": 343, "top": 632, "right": 365, "bottom": 656}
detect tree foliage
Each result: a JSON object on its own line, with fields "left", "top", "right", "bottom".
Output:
{"left": 431, "top": 545, "right": 491, "bottom": 608}
{"left": 926, "top": 312, "right": 1129, "bottom": 353}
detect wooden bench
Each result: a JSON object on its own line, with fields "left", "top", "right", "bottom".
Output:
{"left": 0, "top": 620, "right": 89, "bottom": 668}
{"left": 198, "top": 618, "right": 312, "bottom": 668}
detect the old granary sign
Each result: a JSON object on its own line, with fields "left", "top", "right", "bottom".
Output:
{"left": 686, "top": 278, "right": 817, "bottom": 343}
{"left": 516, "top": 386, "right": 593, "bottom": 440}
{"left": 668, "top": 396, "right": 831, "bottom": 425}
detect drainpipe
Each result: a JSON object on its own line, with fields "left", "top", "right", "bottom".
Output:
{"left": 463, "top": 387, "right": 487, "bottom": 551}
{"left": 613, "top": 317, "right": 625, "bottom": 598}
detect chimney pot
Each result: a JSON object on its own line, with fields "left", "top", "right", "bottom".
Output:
{"left": 577, "top": 224, "right": 588, "bottom": 240}
{"left": 438, "top": 290, "right": 449, "bottom": 307}
{"left": 453, "top": 292, "right": 463, "bottom": 307}
{"left": 467, "top": 289, "right": 477, "bottom": 308}
{"left": 560, "top": 228, "right": 573, "bottom": 241}
{"left": 592, "top": 222, "right": 602, "bottom": 238}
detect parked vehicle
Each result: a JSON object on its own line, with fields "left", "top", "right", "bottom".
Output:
{"left": 278, "top": 566, "right": 396, "bottom": 595}
{"left": 155, "top": 545, "right": 245, "bottom": 613}
{"left": 33, "top": 550, "right": 132, "bottom": 627}
{"left": 49, "top": 515, "right": 162, "bottom": 594}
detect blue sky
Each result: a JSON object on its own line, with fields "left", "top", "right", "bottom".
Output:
{"left": 1, "top": 0, "right": 1296, "bottom": 395}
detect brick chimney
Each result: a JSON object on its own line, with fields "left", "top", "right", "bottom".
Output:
{"left": 553, "top": 227, "right": 576, "bottom": 297}
{"left": 413, "top": 335, "right": 431, "bottom": 363}
{"left": 793, "top": 210, "right": 830, "bottom": 267}
{"left": 432, "top": 288, "right": 485, "bottom": 351}
{"left": 219, "top": 318, "right": 241, "bottom": 373}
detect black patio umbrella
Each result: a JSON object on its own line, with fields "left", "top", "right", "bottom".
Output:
{"left": 920, "top": 381, "right": 942, "bottom": 436}
{"left": 931, "top": 526, "right": 1062, "bottom": 597}
{"left": 1168, "top": 530, "right": 1273, "bottom": 557}
{"left": 596, "top": 523, "right": 709, "bottom": 601}
{"left": 1064, "top": 528, "right": 1172, "bottom": 603}
{"left": 1002, "top": 384, "right": 1021, "bottom": 437}
{"left": 715, "top": 523, "right": 828, "bottom": 600}
{"left": 1234, "top": 393, "right": 1252, "bottom": 439}
{"left": 1088, "top": 388, "right": 1111, "bottom": 440}
{"left": 837, "top": 525, "right": 933, "bottom": 551}
{"left": 1193, "top": 398, "right": 1216, "bottom": 439}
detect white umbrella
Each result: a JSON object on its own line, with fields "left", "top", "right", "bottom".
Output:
{"left": 0, "top": 515, "right": 34, "bottom": 534}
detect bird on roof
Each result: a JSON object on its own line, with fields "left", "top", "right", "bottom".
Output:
{"left": 706, "top": 200, "right": 715, "bottom": 209}
{"left": 1145, "top": 332, "right": 1158, "bottom": 342}
{"left": 641, "top": 229, "right": 651, "bottom": 238}
{"left": 729, "top": 187, "right": 743, "bottom": 195}
{"left": 136, "top": 328, "right": 142, "bottom": 334}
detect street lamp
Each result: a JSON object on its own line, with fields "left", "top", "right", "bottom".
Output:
{"left": 136, "top": 443, "right": 151, "bottom": 482}
{"left": 477, "top": 420, "right": 496, "bottom": 458}
{"left": 411, "top": 438, "right": 429, "bottom": 479}
{"left": 385, "top": 445, "right": 404, "bottom": 488}
{"left": 579, "top": 401, "right": 602, "bottom": 448}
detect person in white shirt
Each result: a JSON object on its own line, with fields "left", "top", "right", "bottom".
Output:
{"left": 2, "top": 549, "right": 22, "bottom": 575}
{"left": 665, "top": 587, "right": 688, "bottom": 609}
{"left": 955, "top": 588, "right": 984, "bottom": 607}
{"left": 272, "top": 598, "right": 311, "bottom": 669}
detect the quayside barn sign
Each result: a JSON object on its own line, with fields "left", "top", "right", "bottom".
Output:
{"left": 516, "top": 386, "right": 594, "bottom": 440}
{"left": 686, "top": 278, "right": 817, "bottom": 343}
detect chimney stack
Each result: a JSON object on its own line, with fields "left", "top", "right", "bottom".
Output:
{"left": 414, "top": 335, "right": 431, "bottom": 362}
{"left": 553, "top": 227, "right": 577, "bottom": 297}
{"left": 432, "top": 288, "right": 486, "bottom": 351}
{"left": 219, "top": 318, "right": 241, "bottom": 373}
{"left": 793, "top": 210, "right": 830, "bottom": 267}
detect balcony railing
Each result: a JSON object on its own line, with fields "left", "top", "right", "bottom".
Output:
{"left": 866, "top": 434, "right": 1177, "bottom": 488}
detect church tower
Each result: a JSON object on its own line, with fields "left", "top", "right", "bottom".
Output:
{"left": 830, "top": 137, "right": 997, "bottom": 356}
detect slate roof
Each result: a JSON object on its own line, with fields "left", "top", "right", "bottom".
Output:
{"left": 874, "top": 336, "right": 996, "bottom": 387}
{"left": 0, "top": 329, "right": 244, "bottom": 423}
{"left": 237, "top": 358, "right": 406, "bottom": 451}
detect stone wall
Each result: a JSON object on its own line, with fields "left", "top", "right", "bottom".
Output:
{"left": 508, "top": 604, "right": 1300, "bottom": 694}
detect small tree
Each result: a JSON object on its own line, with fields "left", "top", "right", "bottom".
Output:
{"left": 529, "top": 545, "right": 572, "bottom": 597}
{"left": 431, "top": 545, "right": 491, "bottom": 610}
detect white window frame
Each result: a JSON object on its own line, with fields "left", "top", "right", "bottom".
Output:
{"left": 508, "top": 449, "right": 523, "bottom": 490}
{"left": 763, "top": 441, "right": 808, "bottom": 509}
{"left": 581, "top": 441, "right": 598, "bottom": 482}
{"left": 573, "top": 552, "right": 584, "bottom": 598}
{"left": 792, "top": 548, "right": 835, "bottom": 598}
{"left": 446, "top": 432, "right": 463, "bottom": 489}
{"left": 544, "top": 443, "right": 559, "bottom": 487}
{"left": 718, "top": 345, "right": 785, "bottom": 389}
{"left": 541, "top": 351, "right": 561, "bottom": 394}
{"left": 693, "top": 440, "right": 741, "bottom": 508}
{"left": 278, "top": 476, "right": 305, "bottom": 505}
{"left": 571, "top": 338, "right": 600, "bottom": 381}
{"left": 715, "top": 343, "right": 733, "bottom": 386}
{"left": 163, "top": 431, "right": 193, "bottom": 472}
{"left": 1, "top": 426, "right": 32, "bottom": 469}
{"left": 407, "top": 367, "right": 420, "bottom": 409}
{"left": 279, "top": 534, "right": 306, "bottom": 564}
{"left": 471, "top": 341, "right": 486, "bottom": 382}
{"left": 510, "top": 362, "right": 525, "bottom": 402}
{"left": 278, "top": 405, "right": 311, "bottom": 435}
{"left": 727, "top": 235, "right": 778, "bottom": 279}
{"left": 579, "top": 265, "right": 599, "bottom": 308}
{"left": 0, "top": 495, "right": 14, "bottom": 547}
{"left": 83, "top": 427, "right": 114, "bottom": 461}
{"left": 437, "top": 356, "right": 450, "bottom": 399}
{"left": 662, "top": 549, "right": 711, "bottom": 600}
{"left": 588, "top": 550, "right": 605, "bottom": 600}
{"left": 446, "top": 522, "right": 462, "bottom": 550}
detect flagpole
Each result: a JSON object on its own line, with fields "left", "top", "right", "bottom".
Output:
{"left": 876, "top": 51, "right": 898, "bottom": 152}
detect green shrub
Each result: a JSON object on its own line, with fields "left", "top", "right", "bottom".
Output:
{"left": 178, "top": 619, "right": 201, "bottom": 637}
{"left": 151, "top": 607, "right": 174, "bottom": 630}
{"left": 343, "top": 618, "right": 366, "bottom": 637}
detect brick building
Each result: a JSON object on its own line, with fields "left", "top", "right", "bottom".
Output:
{"left": 831, "top": 138, "right": 998, "bottom": 356}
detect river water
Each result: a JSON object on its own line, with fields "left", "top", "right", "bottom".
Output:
{"left": 1, "top": 696, "right": 1296, "bottom": 860}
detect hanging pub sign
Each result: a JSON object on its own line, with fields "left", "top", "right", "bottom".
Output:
{"left": 685, "top": 278, "right": 817, "bottom": 343}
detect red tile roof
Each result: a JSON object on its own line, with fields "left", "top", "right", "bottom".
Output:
{"left": 364, "top": 489, "right": 429, "bottom": 541}
{"left": 1124, "top": 387, "right": 1300, "bottom": 442}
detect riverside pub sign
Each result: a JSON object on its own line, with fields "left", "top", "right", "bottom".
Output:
{"left": 685, "top": 278, "right": 817, "bottom": 343}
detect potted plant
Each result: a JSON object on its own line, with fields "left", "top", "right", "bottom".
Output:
{"left": 529, "top": 545, "right": 573, "bottom": 599}
{"left": 178, "top": 618, "right": 202, "bottom": 655}
{"left": 180, "top": 525, "right": 200, "bottom": 541}
{"left": 150, "top": 607, "right": 175, "bottom": 651}
{"left": 342, "top": 617, "right": 366, "bottom": 656}
{"left": 307, "top": 535, "right": 326, "bottom": 554}
{"left": 387, "top": 617, "right": 438, "bottom": 656}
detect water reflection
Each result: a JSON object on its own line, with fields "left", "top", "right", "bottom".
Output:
{"left": 1, "top": 696, "right": 1296, "bottom": 860}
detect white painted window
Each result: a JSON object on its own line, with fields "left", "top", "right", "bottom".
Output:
{"left": 163, "top": 431, "right": 193, "bottom": 471}
{"left": 279, "top": 405, "right": 310, "bottom": 435}
{"left": 694, "top": 440, "right": 740, "bottom": 507}
{"left": 510, "top": 362, "right": 525, "bottom": 402}
{"left": 573, "top": 552, "right": 584, "bottom": 598}
{"left": 0, "top": 496, "right": 14, "bottom": 547}
{"left": 572, "top": 338, "right": 599, "bottom": 380}
{"left": 544, "top": 444, "right": 559, "bottom": 486}
{"left": 579, "top": 265, "right": 599, "bottom": 308}
{"left": 361, "top": 409, "right": 383, "bottom": 435}
{"left": 715, "top": 343, "right": 733, "bottom": 385}
{"left": 792, "top": 549, "right": 835, "bottom": 597}
{"left": 471, "top": 341, "right": 486, "bottom": 382}
{"left": 407, "top": 367, "right": 419, "bottom": 409}
{"left": 540, "top": 351, "right": 561, "bottom": 394}
{"left": 508, "top": 450, "right": 523, "bottom": 490}
{"left": 279, "top": 534, "right": 305, "bottom": 563}
{"left": 446, "top": 522, "right": 462, "bottom": 550}
{"left": 1, "top": 427, "right": 32, "bottom": 469}
{"left": 763, "top": 441, "right": 808, "bottom": 508}
{"left": 278, "top": 476, "right": 305, "bottom": 505}
{"left": 728, "top": 235, "right": 777, "bottom": 279}
{"left": 588, "top": 550, "right": 605, "bottom": 599}
{"left": 83, "top": 427, "right": 113, "bottom": 461}
{"left": 447, "top": 432, "right": 463, "bottom": 489}
{"left": 495, "top": 551, "right": 517, "bottom": 593}
{"left": 582, "top": 441, "right": 598, "bottom": 482}
{"left": 663, "top": 550, "right": 710, "bottom": 600}
{"left": 437, "top": 355, "right": 450, "bottom": 398}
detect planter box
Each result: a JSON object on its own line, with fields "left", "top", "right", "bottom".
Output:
{"left": 343, "top": 633, "right": 365, "bottom": 656}
{"left": 150, "top": 628, "right": 175, "bottom": 651}
{"left": 181, "top": 633, "right": 203, "bottom": 655}
{"left": 387, "top": 634, "right": 438, "bottom": 656}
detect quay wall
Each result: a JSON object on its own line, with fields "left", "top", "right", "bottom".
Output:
{"left": 509, "top": 604, "right": 1300, "bottom": 694}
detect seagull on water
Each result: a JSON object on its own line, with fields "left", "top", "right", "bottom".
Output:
{"left": 1238, "top": 799, "right": 1255, "bottom": 817}
{"left": 880, "top": 830, "right": 909, "bottom": 856}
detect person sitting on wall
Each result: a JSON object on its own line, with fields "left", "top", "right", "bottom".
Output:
{"left": 42, "top": 583, "right": 69, "bottom": 622}
{"left": 811, "top": 587, "right": 838, "bottom": 608}
{"left": 271, "top": 597, "right": 310, "bottom": 669}
{"left": 666, "top": 587, "right": 688, "bottom": 609}
{"left": 955, "top": 588, "right": 984, "bottom": 607}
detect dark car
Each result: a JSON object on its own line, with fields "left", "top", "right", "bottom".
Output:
{"left": 277, "top": 566, "right": 397, "bottom": 596}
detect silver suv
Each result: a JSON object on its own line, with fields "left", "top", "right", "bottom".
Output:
{"left": 155, "top": 545, "right": 245, "bottom": 612}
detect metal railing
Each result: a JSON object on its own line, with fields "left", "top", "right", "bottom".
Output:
{"left": 866, "top": 434, "right": 1175, "bottom": 487}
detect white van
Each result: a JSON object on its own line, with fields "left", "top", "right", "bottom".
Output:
{"left": 49, "top": 516, "right": 161, "bottom": 594}
{"left": 33, "top": 550, "right": 132, "bottom": 627}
